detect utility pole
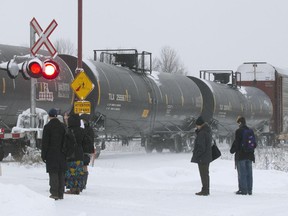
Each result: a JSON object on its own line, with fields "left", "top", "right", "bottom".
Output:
{"left": 77, "top": 0, "right": 83, "bottom": 71}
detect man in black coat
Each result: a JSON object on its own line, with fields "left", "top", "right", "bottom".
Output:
{"left": 230, "top": 116, "right": 255, "bottom": 195}
{"left": 41, "top": 108, "right": 67, "bottom": 200}
{"left": 191, "top": 116, "right": 212, "bottom": 196}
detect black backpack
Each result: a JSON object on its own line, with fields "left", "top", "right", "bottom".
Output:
{"left": 82, "top": 134, "right": 94, "bottom": 153}
{"left": 241, "top": 128, "right": 257, "bottom": 152}
{"left": 62, "top": 128, "right": 77, "bottom": 159}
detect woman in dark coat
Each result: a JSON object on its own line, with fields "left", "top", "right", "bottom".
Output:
{"left": 41, "top": 108, "right": 67, "bottom": 200}
{"left": 191, "top": 116, "right": 212, "bottom": 196}
{"left": 65, "top": 114, "right": 86, "bottom": 194}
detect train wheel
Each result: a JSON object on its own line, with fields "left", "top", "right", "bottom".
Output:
{"left": 11, "top": 147, "right": 25, "bottom": 162}
{"left": 121, "top": 138, "right": 129, "bottom": 146}
{"left": 101, "top": 141, "right": 106, "bottom": 150}
{"left": 182, "top": 137, "right": 194, "bottom": 152}
{"left": 144, "top": 138, "right": 153, "bottom": 153}
{"left": 0, "top": 147, "right": 5, "bottom": 161}
{"left": 174, "top": 135, "right": 183, "bottom": 153}
{"left": 155, "top": 145, "right": 163, "bottom": 153}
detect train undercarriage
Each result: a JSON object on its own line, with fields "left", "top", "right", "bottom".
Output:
{"left": 140, "top": 134, "right": 194, "bottom": 153}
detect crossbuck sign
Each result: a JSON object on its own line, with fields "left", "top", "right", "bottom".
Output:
{"left": 30, "top": 17, "right": 58, "bottom": 57}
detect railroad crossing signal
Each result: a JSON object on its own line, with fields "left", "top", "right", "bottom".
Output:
{"left": 71, "top": 71, "right": 94, "bottom": 100}
{"left": 0, "top": 18, "right": 59, "bottom": 80}
{"left": 30, "top": 17, "right": 58, "bottom": 58}
{"left": 26, "top": 58, "right": 59, "bottom": 79}
{"left": 0, "top": 57, "right": 60, "bottom": 80}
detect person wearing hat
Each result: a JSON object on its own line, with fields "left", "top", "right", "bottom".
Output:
{"left": 191, "top": 116, "right": 212, "bottom": 196}
{"left": 230, "top": 116, "right": 256, "bottom": 195}
{"left": 64, "top": 114, "right": 87, "bottom": 195}
{"left": 41, "top": 108, "right": 67, "bottom": 200}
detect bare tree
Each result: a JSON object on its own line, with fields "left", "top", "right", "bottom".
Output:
{"left": 153, "top": 46, "right": 187, "bottom": 75}
{"left": 54, "top": 38, "right": 75, "bottom": 55}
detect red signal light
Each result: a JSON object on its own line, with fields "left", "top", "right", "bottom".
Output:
{"left": 42, "top": 60, "right": 59, "bottom": 80}
{"left": 27, "top": 58, "right": 43, "bottom": 78}
{"left": 29, "top": 62, "right": 42, "bottom": 74}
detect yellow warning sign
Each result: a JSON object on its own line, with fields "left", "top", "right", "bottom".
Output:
{"left": 71, "top": 71, "right": 94, "bottom": 100}
{"left": 74, "top": 101, "right": 91, "bottom": 114}
{"left": 142, "top": 109, "right": 149, "bottom": 118}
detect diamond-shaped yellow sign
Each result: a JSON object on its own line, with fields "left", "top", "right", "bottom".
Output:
{"left": 71, "top": 71, "right": 94, "bottom": 100}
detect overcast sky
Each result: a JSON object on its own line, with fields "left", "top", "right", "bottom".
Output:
{"left": 2, "top": 0, "right": 288, "bottom": 76}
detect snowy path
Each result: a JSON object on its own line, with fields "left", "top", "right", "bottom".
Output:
{"left": 1, "top": 151, "right": 288, "bottom": 216}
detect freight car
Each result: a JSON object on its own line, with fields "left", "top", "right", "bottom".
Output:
{"left": 60, "top": 49, "right": 275, "bottom": 152}
{"left": 0, "top": 45, "right": 283, "bottom": 157}
{"left": 60, "top": 49, "right": 203, "bottom": 153}
{"left": 190, "top": 70, "right": 273, "bottom": 145}
{"left": 237, "top": 62, "right": 288, "bottom": 145}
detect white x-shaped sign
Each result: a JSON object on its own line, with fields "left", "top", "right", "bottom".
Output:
{"left": 30, "top": 17, "right": 58, "bottom": 58}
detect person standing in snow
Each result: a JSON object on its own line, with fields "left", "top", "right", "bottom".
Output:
{"left": 80, "top": 114, "right": 95, "bottom": 190}
{"left": 230, "top": 116, "right": 255, "bottom": 195}
{"left": 65, "top": 114, "right": 86, "bottom": 195}
{"left": 41, "top": 108, "right": 67, "bottom": 200}
{"left": 191, "top": 116, "right": 212, "bottom": 196}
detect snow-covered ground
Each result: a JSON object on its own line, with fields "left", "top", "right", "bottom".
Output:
{"left": 1, "top": 144, "right": 288, "bottom": 216}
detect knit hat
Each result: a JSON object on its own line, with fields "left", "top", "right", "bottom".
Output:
{"left": 48, "top": 108, "right": 58, "bottom": 117}
{"left": 68, "top": 114, "right": 81, "bottom": 127}
{"left": 195, "top": 116, "right": 205, "bottom": 126}
{"left": 236, "top": 116, "right": 246, "bottom": 125}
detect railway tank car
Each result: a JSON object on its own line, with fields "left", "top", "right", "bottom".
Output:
{"left": 60, "top": 50, "right": 275, "bottom": 151}
{"left": 0, "top": 44, "right": 280, "bottom": 156}
{"left": 59, "top": 50, "right": 203, "bottom": 153}
{"left": 189, "top": 71, "right": 273, "bottom": 143}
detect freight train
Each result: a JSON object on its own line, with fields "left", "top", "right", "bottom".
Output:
{"left": 0, "top": 44, "right": 286, "bottom": 160}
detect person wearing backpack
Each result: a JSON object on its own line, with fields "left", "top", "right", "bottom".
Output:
{"left": 64, "top": 114, "right": 86, "bottom": 195}
{"left": 230, "top": 116, "right": 256, "bottom": 195}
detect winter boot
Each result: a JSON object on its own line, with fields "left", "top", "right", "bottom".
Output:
{"left": 195, "top": 188, "right": 209, "bottom": 196}
{"left": 83, "top": 171, "right": 89, "bottom": 190}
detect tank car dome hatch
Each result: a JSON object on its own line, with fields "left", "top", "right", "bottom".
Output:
{"left": 199, "top": 70, "right": 236, "bottom": 85}
{"left": 93, "top": 49, "right": 152, "bottom": 74}
{"left": 213, "top": 73, "right": 231, "bottom": 84}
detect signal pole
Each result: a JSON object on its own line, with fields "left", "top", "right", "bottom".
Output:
{"left": 30, "top": 25, "right": 37, "bottom": 148}
{"left": 77, "top": 0, "right": 83, "bottom": 71}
